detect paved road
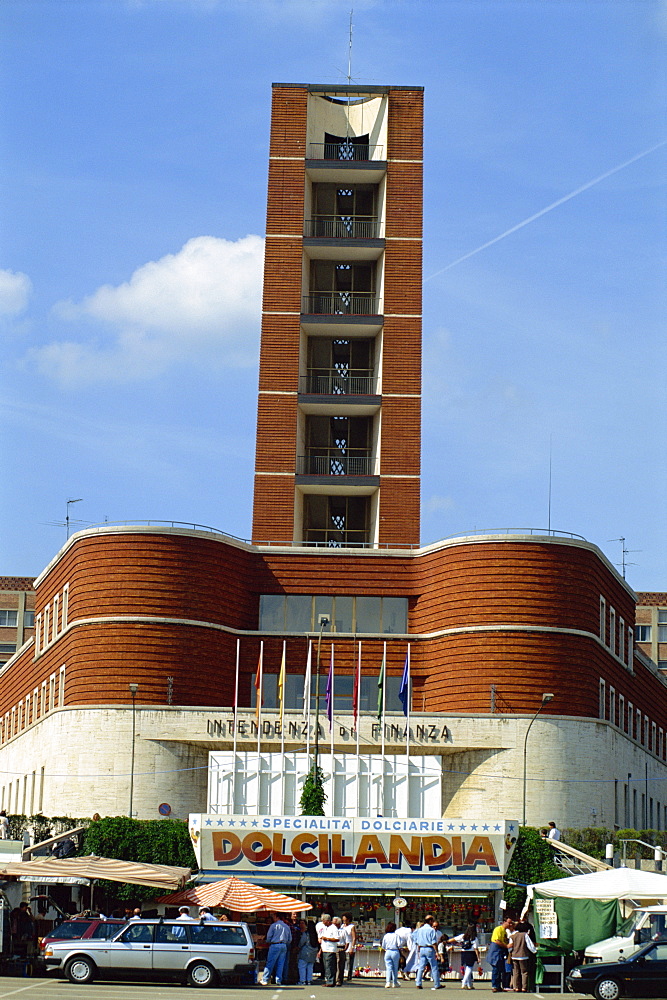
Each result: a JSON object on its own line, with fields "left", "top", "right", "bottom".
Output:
{"left": 0, "top": 979, "right": 586, "bottom": 1000}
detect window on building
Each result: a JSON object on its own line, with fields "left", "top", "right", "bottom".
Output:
{"left": 44, "top": 604, "right": 51, "bottom": 646}
{"left": 658, "top": 610, "right": 667, "bottom": 642}
{"left": 24, "top": 610, "right": 35, "bottom": 627}
{"left": 35, "top": 613, "right": 42, "bottom": 655}
{"left": 660, "top": 728, "right": 665, "bottom": 760}
{"left": 0, "top": 610, "right": 18, "bottom": 627}
{"left": 304, "top": 336, "right": 375, "bottom": 395}
{"left": 599, "top": 679, "right": 606, "bottom": 719}
{"left": 59, "top": 665, "right": 66, "bottom": 706}
{"left": 0, "top": 644, "right": 16, "bottom": 667}
{"left": 250, "top": 671, "right": 404, "bottom": 713}
{"left": 49, "top": 673, "right": 56, "bottom": 711}
{"left": 628, "top": 701, "right": 634, "bottom": 737}
{"left": 609, "top": 608, "right": 616, "bottom": 654}
{"left": 635, "top": 625, "right": 652, "bottom": 642}
{"left": 62, "top": 583, "right": 69, "bottom": 628}
{"left": 33, "top": 687, "right": 39, "bottom": 719}
{"left": 619, "top": 695, "right": 625, "bottom": 732}
{"left": 53, "top": 593, "right": 60, "bottom": 637}
{"left": 644, "top": 714, "right": 649, "bottom": 746}
{"left": 628, "top": 627, "right": 634, "bottom": 665}
{"left": 600, "top": 597, "right": 606, "bottom": 644}
{"left": 42, "top": 680, "right": 48, "bottom": 715}
{"left": 651, "top": 722, "right": 657, "bottom": 754}
{"left": 609, "top": 687, "right": 616, "bottom": 726}
{"left": 260, "top": 595, "right": 408, "bottom": 634}
{"left": 309, "top": 184, "right": 378, "bottom": 239}
{"left": 619, "top": 617, "right": 625, "bottom": 661}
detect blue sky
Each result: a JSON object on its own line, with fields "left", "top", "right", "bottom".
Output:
{"left": 1, "top": 0, "right": 665, "bottom": 590}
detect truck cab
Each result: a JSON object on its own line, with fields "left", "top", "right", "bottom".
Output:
{"left": 584, "top": 905, "right": 667, "bottom": 964}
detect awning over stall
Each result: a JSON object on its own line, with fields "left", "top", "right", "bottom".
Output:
{"left": 0, "top": 854, "right": 191, "bottom": 890}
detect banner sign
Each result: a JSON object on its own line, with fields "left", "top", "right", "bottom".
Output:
{"left": 190, "top": 815, "right": 518, "bottom": 885}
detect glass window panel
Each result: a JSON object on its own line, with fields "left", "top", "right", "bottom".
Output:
{"left": 250, "top": 674, "right": 277, "bottom": 709}
{"left": 334, "top": 675, "right": 353, "bottom": 711}
{"left": 658, "top": 610, "right": 667, "bottom": 623}
{"left": 259, "top": 595, "right": 285, "bottom": 631}
{"left": 313, "top": 596, "right": 333, "bottom": 631}
{"left": 658, "top": 626, "right": 667, "bottom": 642}
{"left": 286, "top": 673, "right": 303, "bottom": 710}
{"left": 356, "top": 596, "right": 382, "bottom": 633}
{"left": 382, "top": 598, "right": 408, "bottom": 634}
{"left": 333, "top": 596, "right": 353, "bottom": 633}
{"left": 286, "top": 596, "right": 313, "bottom": 632}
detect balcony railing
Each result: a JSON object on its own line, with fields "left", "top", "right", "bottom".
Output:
{"left": 299, "top": 372, "right": 376, "bottom": 396}
{"left": 297, "top": 452, "right": 375, "bottom": 476}
{"left": 303, "top": 529, "right": 369, "bottom": 548}
{"left": 302, "top": 293, "right": 379, "bottom": 316}
{"left": 304, "top": 216, "right": 380, "bottom": 240}
{"left": 308, "top": 142, "right": 383, "bottom": 162}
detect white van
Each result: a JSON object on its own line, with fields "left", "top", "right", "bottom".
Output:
{"left": 584, "top": 905, "right": 667, "bottom": 964}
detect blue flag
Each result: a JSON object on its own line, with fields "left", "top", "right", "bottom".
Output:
{"left": 326, "top": 648, "right": 334, "bottom": 725}
{"left": 398, "top": 651, "right": 410, "bottom": 716}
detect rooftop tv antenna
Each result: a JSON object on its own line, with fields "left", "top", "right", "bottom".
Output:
{"left": 347, "top": 9, "right": 353, "bottom": 84}
{"left": 608, "top": 537, "right": 640, "bottom": 579}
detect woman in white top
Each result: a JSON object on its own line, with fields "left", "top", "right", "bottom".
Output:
{"left": 447, "top": 924, "right": 481, "bottom": 990}
{"left": 381, "top": 921, "right": 402, "bottom": 989}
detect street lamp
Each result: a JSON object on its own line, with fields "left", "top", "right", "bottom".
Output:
{"left": 522, "top": 693, "right": 554, "bottom": 826}
{"left": 128, "top": 683, "right": 139, "bottom": 818}
{"left": 312, "top": 616, "right": 330, "bottom": 775}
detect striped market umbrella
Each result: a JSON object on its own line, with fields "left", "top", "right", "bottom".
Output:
{"left": 156, "top": 875, "right": 311, "bottom": 913}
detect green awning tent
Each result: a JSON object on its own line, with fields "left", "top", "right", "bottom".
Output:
{"left": 526, "top": 866, "right": 667, "bottom": 955}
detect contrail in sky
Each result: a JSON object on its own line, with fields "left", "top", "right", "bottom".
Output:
{"left": 425, "top": 139, "right": 667, "bottom": 281}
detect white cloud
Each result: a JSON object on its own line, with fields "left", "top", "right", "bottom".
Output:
{"left": 31, "top": 235, "right": 264, "bottom": 386}
{"left": 0, "top": 269, "right": 32, "bottom": 316}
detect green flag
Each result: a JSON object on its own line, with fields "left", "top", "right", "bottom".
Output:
{"left": 377, "top": 652, "right": 386, "bottom": 720}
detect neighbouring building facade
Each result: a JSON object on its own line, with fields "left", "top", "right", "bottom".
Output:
{"left": 1, "top": 83, "right": 666, "bottom": 903}
{"left": 635, "top": 593, "right": 667, "bottom": 674}
{"left": 0, "top": 578, "right": 35, "bottom": 669}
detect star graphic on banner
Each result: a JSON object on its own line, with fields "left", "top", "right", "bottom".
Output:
{"left": 509, "top": 824, "right": 516, "bottom": 832}
{"left": 252, "top": 820, "right": 259, "bottom": 827}
{"left": 217, "top": 819, "right": 225, "bottom": 826}
{"left": 240, "top": 820, "right": 247, "bottom": 827}
{"left": 205, "top": 819, "right": 212, "bottom": 826}
{"left": 448, "top": 824, "right": 455, "bottom": 831}
{"left": 494, "top": 824, "right": 501, "bottom": 831}
{"left": 228, "top": 820, "right": 235, "bottom": 827}
{"left": 459, "top": 824, "right": 466, "bottom": 831}
{"left": 482, "top": 824, "right": 489, "bottom": 831}
{"left": 470, "top": 824, "right": 477, "bottom": 831}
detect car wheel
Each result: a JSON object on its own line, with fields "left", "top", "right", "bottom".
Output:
{"left": 594, "top": 978, "right": 622, "bottom": 1000}
{"left": 65, "top": 955, "right": 96, "bottom": 984}
{"left": 187, "top": 961, "right": 217, "bottom": 988}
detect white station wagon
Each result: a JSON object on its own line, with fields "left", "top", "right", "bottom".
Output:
{"left": 43, "top": 918, "right": 256, "bottom": 988}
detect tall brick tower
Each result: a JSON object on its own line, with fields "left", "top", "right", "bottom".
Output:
{"left": 252, "top": 84, "right": 423, "bottom": 548}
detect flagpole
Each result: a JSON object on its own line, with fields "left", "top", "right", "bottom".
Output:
{"left": 356, "top": 639, "right": 361, "bottom": 816}
{"left": 305, "top": 640, "right": 312, "bottom": 762}
{"left": 329, "top": 644, "right": 335, "bottom": 810}
{"left": 280, "top": 640, "right": 286, "bottom": 812}
{"left": 232, "top": 637, "right": 240, "bottom": 812}
{"left": 406, "top": 643, "right": 411, "bottom": 812}
{"left": 256, "top": 640, "right": 263, "bottom": 812}
{"left": 381, "top": 640, "right": 386, "bottom": 815}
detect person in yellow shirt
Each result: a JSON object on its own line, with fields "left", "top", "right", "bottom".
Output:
{"left": 488, "top": 917, "right": 513, "bottom": 993}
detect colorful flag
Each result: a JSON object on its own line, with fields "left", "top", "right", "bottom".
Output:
{"left": 278, "top": 641, "right": 286, "bottom": 724}
{"left": 326, "top": 645, "right": 334, "bottom": 726}
{"left": 302, "top": 642, "right": 312, "bottom": 720}
{"left": 353, "top": 643, "right": 361, "bottom": 730}
{"left": 254, "top": 645, "right": 263, "bottom": 722}
{"left": 399, "top": 650, "right": 410, "bottom": 717}
{"left": 377, "top": 651, "right": 386, "bottom": 721}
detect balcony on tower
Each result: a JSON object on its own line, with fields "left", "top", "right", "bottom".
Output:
{"left": 299, "top": 337, "right": 380, "bottom": 412}
{"left": 296, "top": 415, "right": 378, "bottom": 481}
{"left": 303, "top": 261, "right": 382, "bottom": 321}
{"left": 304, "top": 183, "right": 383, "bottom": 246}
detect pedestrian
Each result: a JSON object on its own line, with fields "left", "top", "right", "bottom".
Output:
{"left": 129, "top": 907, "right": 142, "bottom": 921}
{"left": 341, "top": 912, "right": 357, "bottom": 980}
{"left": 260, "top": 911, "right": 292, "bottom": 987}
{"left": 447, "top": 924, "right": 480, "bottom": 990}
{"left": 0, "top": 810, "right": 8, "bottom": 840}
{"left": 405, "top": 921, "right": 421, "bottom": 979}
{"left": 10, "top": 902, "right": 35, "bottom": 958}
{"left": 297, "top": 918, "right": 319, "bottom": 986}
{"left": 510, "top": 921, "right": 536, "bottom": 992}
{"left": 396, "top": 921, "right": 412, "bottom": 980}
{"left": 199, "top": 906, "right": 217, "bottom": 922}
{"left": 176, "top": 905, "right": 194, "bottom": 920}
{"left": 382, "top": 920, "right": 402, "bottom": 989}
{"left": 412, "top": 915, "right": 443, "bottom": 990}
{"left": 488, "top": 916, "right": 513, "bottom": 993}
{"left": 319, "top": 913, "right": 341, "bottom": 987}
{"left": 547, "top": 821, "right": 561, "bottom": 840}
{"left": 316, "top": 914, "right": 333, "bottom": 981}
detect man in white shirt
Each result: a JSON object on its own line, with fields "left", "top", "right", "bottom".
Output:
{"left": 396, "top": 923, "right": 412, "bottom": 980}
{"left": 319, "top": 916, "right": 340, "bottom": 987}
{"left": 547, "top": 822, "right": 561, "bottom": 840}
